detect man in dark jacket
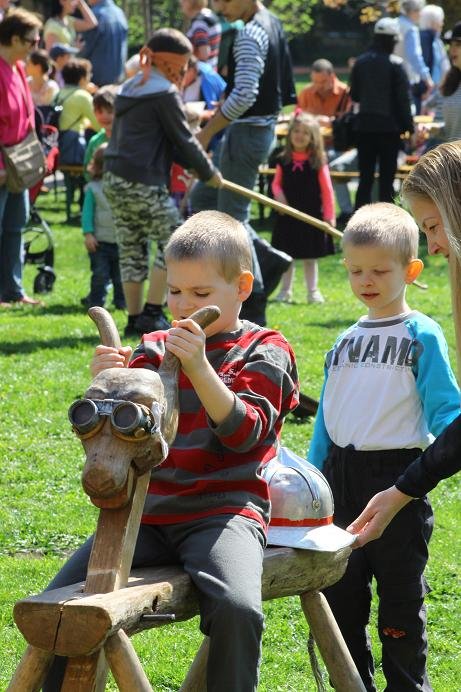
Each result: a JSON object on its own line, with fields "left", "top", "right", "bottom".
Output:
{"left": 350, "top": 17, "right": 414, "bottom": 209}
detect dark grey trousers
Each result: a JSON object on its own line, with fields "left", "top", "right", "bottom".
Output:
{"left": 43, "top": 514, "right": 265, "bottom": 692}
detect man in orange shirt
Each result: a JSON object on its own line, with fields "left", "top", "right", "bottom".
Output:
{"left": 297, "top": 59, "right": 355, "bottom": 226}
{"left": 297, "top": 58, "right": 349, "bottom": 122}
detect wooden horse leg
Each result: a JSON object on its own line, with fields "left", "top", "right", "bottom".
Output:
{"left": 59, "top": 472, "right": 151, "bottom": 691}
{"left": 104, "top": 630, "right": 152, "bottom": 692}
{"left": 60, "top": 652, "right": 108, "bottom": 692}
{"left": 300, "top": 590, "right": 366, "bottom": 692}
{"left": 179, "top": 636, "right": 209, "bottom": 692}
{"left": 6, "top": 645, "right": 54, "bottom": 692}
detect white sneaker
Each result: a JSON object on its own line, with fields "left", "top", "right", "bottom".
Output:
{"left": 308, "top": 290, "right": 325, "bottom": 304}
{"left": 274, "top": 290, "right": 293, "bottom": 303}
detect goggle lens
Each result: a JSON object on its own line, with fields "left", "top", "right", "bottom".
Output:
{"left": 68, "top": 399, "right": 99, "bottom": 433}
{"left": 111, "top": 402, "right": 143, "bottom": 433}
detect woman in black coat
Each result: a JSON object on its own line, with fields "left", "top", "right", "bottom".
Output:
{"left": 350, "top": 17, "right": 414, "bottom": 209}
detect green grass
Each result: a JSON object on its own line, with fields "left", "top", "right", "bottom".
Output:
{"left": 0, "top": 190, "right": 460, "bottom": 690}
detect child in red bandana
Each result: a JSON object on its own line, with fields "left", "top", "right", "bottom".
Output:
{"left": 103, "top": 28, "right": 222, "bottom": 339}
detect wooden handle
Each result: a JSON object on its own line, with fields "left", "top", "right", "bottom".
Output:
{"left": 159, "top": 305, "right": 221, "bottom": 376}
{"left": 88, "top": 306, "right": 122, "bottom": 349}
{"left": 221, "top": 178, "right": 343, "bottom": 240}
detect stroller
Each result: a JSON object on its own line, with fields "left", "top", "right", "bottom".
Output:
{"left": 23, "top": 116, "right": 59, "bottom": 294}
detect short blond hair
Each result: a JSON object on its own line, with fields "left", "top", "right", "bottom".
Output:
{"left": 342, "top": 203, "right": 419, "bottom": 264}
{"left": 164, "top": 211, "right": 252, "bottom": 281}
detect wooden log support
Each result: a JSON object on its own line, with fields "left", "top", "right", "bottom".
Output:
{"left": 179, "top": 637, "right": 209, "bottom": 692}
{"left": 300, "top": 590, "right": 366, "bottom": 692}
{"left": 60, "top": 652, "right": 107, "bottom": 692}
{"left": 6, "top": 645, "right": 54, "bottom": 692}
{"left": 104, "top": 630, "right": 152, "bottom": 692}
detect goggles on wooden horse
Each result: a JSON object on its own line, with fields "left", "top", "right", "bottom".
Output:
{"left": 68, "top": 398, "right": 162, "bottom": 442}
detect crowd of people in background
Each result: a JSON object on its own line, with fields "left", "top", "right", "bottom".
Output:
{"left": 1, "top": 0, "right": 460, "bottom": 316}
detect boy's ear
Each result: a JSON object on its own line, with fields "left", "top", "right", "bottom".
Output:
{"left": 238, "top": 271, "right": 254, "bottom": 300}
{"left": 405, "top": 258, "right": 424, "bottom": 284}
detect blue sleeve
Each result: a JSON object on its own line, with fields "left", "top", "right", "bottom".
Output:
{"left": 404, "top": 25, "right": 431, "bottom": 81}
{"left": 408, "top": 315, "right": 460, "bottom": 436}
{"left": 81, "top": 186, "right": 95, "bottom": 234}
{"left": 78, "top": 27, "right": 98, "bottom": 62}
{"left": 307, "top": 369, "right": 333, "bottom": 470}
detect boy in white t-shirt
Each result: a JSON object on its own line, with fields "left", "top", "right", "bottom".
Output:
{"left": 308, "top": 202, "right": 460, "bottom": 692}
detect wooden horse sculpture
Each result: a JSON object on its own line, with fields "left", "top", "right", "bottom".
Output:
{"left": 8, "top": 306, "right": 365, "bottom": 692}
{"left": 8, "top": 305, "right": 219, "bottom": 691}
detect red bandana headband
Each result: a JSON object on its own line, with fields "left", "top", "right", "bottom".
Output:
{"left": 139, "top": 46, "right": 189, "bottom": 88}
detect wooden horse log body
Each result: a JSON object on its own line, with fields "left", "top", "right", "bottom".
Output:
{"left": 13, "top": 546, "right": 352, "bottom": 658}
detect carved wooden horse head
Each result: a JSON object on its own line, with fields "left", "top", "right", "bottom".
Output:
{"left": 69, "top": 306, "right": 220, "bottom": 510}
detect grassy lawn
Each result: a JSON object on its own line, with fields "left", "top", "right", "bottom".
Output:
{"left": 0, "top": 188, "right": 460, "bottom": 690}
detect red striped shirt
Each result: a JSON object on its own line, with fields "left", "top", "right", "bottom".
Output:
{"left": 130, "top": 322, "right": 299, "bottom": 529}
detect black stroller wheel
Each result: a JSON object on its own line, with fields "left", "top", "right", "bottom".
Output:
{"left": 34, "top": 267, "right": 56, "bottom": 294}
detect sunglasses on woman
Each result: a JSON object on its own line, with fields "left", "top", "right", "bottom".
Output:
{"left": 22, "top": 36, "right": 40, "bottom": 47}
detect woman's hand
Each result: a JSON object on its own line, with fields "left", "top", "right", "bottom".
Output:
{"left": 346, "top": 486, "right": 413, "bottom": 548}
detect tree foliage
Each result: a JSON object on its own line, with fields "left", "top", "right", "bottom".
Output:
{"left": 265, "top": 0, "right": 319, "bottom": 38}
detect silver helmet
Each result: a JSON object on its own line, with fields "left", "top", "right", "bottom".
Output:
{"left": 262, "top": 447, "right": 356, "bottom": 552}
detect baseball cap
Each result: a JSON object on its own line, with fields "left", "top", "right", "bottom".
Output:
{"left": 374, "top": 17, "right": 401, "bottom": 37}
{"left": 49, "top": 43, "right": 79, "bottom": 60}
{"left": 443, "top": 22, "right": 461, "bottom": 44}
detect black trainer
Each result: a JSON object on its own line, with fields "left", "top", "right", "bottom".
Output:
{"left": 134, "top": 309, "right": 170, "bottom": 335}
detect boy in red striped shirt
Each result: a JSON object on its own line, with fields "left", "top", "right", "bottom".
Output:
{"left": 44, "top": 210, "right": 299, "bottom": 692}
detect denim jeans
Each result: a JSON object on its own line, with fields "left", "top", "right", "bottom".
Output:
{"left": 0, "top": 186, "right": 29, "bottom": 302}
{"left": 87, "top": 241, "right": 125, "bottom": 307}
{"left": 328, "top": 148, "right": 356, "bottom": 215}
{"left": 191, "top": 121, "right": 276, "bottom": 294}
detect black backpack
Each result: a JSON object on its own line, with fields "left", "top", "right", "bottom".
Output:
{"left": 46, "top": 89, "right": 77, "bottom": 129}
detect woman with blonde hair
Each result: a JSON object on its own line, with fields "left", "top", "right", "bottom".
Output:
{"left": 348, "top": 139, "right": 461, "bottom": 546}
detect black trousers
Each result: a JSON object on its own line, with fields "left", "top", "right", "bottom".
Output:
{"left": 323, "top": 445, "right": 434, "bottom": 692}
{"left": 355, "top": 132, "right": 402, "bottom": 209}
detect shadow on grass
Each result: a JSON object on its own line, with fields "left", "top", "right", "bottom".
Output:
{"left": 308, "top": 318, "right": 355, "bottom": 329}
{"left": 0, "top": 303, "right": 121, "bottom": 317}
{"left": 0, "top": 334, "right": 97, "bottom": 355}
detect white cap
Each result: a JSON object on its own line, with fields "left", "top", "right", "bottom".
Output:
{"left": 374, "top": 17, "right": 401, "bottom": 37}
{"left": 262, "top": 449, "right": 356, "bottom": 552}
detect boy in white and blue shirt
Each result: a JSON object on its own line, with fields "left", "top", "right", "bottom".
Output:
{"left": 308, "top": 202, "right": 460, "bottom": 692}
